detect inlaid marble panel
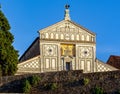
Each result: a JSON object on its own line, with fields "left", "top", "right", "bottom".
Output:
{"left": 43, "top": 44, "right": 58, "bottom": 56}
{"left": 78, "top": 46, "right": 93, "bottom": 58}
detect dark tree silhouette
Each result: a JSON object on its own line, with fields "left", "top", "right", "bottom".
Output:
{"left": 0, "top": 8, "right": 18, "bottom": 76}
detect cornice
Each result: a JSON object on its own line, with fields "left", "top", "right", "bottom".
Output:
{"left": 40, "top": 39, "right": 96, "bottom": 44}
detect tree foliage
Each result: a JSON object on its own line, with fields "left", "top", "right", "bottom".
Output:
{"left": 0, "top": 9, "right": 18, "bottom": 76}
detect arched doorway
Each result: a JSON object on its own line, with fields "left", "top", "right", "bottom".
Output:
{"left": 66, "top": 62, "right": 71, "bottom": 71}
{"left": 60, "top": 44, "right": 75, "bottom": 71}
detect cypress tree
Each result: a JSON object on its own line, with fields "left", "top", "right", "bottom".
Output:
{"left": 0, "top": 7, "right": 18, "bottom": 76}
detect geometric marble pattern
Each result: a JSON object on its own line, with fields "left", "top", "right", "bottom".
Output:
{"left": 96, "top": 59, "right": 117, "bottom": 72}
{"left": 18, "top": 56, "right": 40, "bottom": 72}
{"left": 79, "top": 46, "right": 93, "bottom": 58}
{"left": 22, "top": 60, "right": 39, "bottom": 68}
{"left": 97, "top": 63, "right": 110, "bottom": 72}
{"left": 43, "top": 44, "right": 57, "bottom": 56}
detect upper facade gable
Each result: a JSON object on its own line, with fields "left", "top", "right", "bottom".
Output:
{"left": 39, "top": 20, "right": 96, "bottom": 42}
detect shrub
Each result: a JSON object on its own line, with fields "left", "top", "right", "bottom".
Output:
{"left": 29, "top": 75, "right": 41, "bottom": 86}
{"left": 92, "top": 86, "right": 104, "bottom": 94}
{"left": 44, "top": 83, "right": 58, "bottom": 90}
{"left": 83, "top": 78, "right": 90, "bottom": 85}
{"left": 51, "top": 83, "right": 58, "bottom": 90}
{"left": 23, "top": 79, "right": 31, "bottom": 93}
{"left": 22, "top": 75, "right": 41, "bottom": 93}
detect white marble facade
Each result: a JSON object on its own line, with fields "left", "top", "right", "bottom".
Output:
{"left": 39, "top": 19, "right": 96, "bottom": 73}
{"left": 17, "top": 6, "right": 117, "bottom": 74}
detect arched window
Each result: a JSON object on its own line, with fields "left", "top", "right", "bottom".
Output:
{"left": 46, "top": 33, "right": 49, "bottom": 38}
{"left": 87, "top": 61, "right": 91, "bottom": 71}
{"left": 51, "top": 59, "right": 56, "bottom": 69}
{"left": 80, "top": 60, "right": 84, "bottom": 70}
{"left": 50, "top": 33, "right": 54, "bottom": 39}
{"left": 61, "top": 34, "right": 64, "bottom": 39}
{"left": 76, "top": 35, "right": 79, "bottom": 40}
{"left": 81, "top": 35, "right": 85, "bottom": 41}
{"left": 86, "top": 35, "right": 90, "bottom": 41}
{"left": 56, "top": 34, "right": 59, "bottom": 39}
{"left": 71, "top": 34, "right": 74, "bottom": 40}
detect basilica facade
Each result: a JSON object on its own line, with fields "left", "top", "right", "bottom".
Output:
{"left": 17, "top": 5, "right": 117, "bottom": 74}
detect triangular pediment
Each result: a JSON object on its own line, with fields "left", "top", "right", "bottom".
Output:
{"left": 39, "top": 20, "right": 95, "bottom": 35}
{"left": 39, "top": 20, "right": 95, "bottom": 42}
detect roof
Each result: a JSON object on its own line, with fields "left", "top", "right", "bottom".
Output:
{"left": 19, "top": 37, "right": 40, "bottom": 62}
{"left": 107, "top": 55, "right": 120, "bottom": 69}
{"left": 108, "top": 55, "right": 120, "bottom": 61}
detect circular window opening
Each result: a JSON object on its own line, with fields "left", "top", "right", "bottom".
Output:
{"left": 84, "top": 51, "right": 87, "bottom": 54}
{"left": 49, "top": 49, "right": 52, "bottom": 52}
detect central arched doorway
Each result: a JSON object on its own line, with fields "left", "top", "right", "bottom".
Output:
{"left": 66, "top": 62, "right": 71, "bottom": 71}
{"left": 60, "top": 44, "right": 75, "bottom": 71}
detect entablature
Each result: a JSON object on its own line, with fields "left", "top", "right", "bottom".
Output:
{"left": 40, "top": 39, "right": 96, "bottom": 45}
